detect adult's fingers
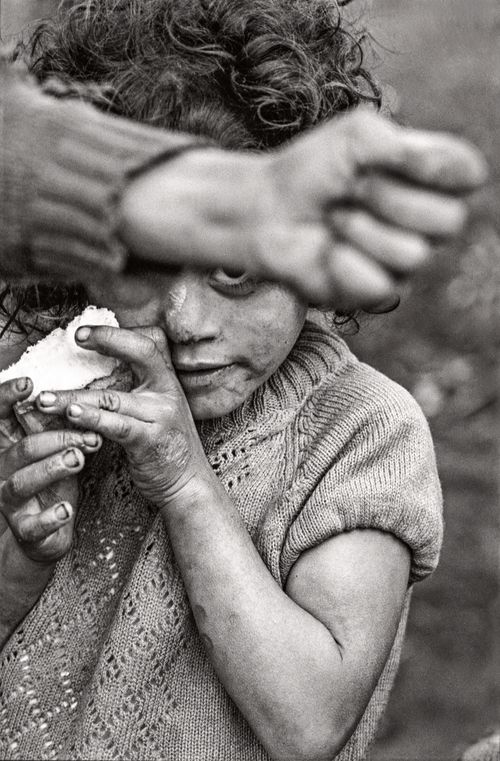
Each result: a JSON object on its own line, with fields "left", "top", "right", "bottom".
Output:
{"left": 0, "top": 377, "right": 33, "bottom": 419}
{"left": 74, "top": 325, "right": 171, "bottom": 387}
{"left": 0, "top": 429, "right": 101, "bottom": 479}
{"left": 346, "top": 109, "right": 488, "bottom": 191}
{"left": 329, "top": 208, "right": 430, "bottom": 274}
{"left": 354, "top": 175, "right": 468, "bottom": 236}
{"left": 0, "top": 448, "right": 84, "bottom": 511}
{"left": 257, "top": 223, "right": 397, "bottom": 310}
{"left": 277, "top": 109, "right": 487, "bottom": 218}
{"left": 326, "top": 243, "right": 398, "bottom": 313}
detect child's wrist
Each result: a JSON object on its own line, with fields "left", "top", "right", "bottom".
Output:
{"left": 159, "top": 466, "right": 229, "bottom": 518}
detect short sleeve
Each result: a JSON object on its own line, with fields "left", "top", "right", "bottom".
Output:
{"left": 280, "top": 375, "right": 443, "bottom": 585}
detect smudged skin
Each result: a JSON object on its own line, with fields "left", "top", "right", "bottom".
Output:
{"left": 28, "top": 282, "right": 410, "bottom": 760}
{"left": 87, "top": 270, "right": 307, "bottom": 420}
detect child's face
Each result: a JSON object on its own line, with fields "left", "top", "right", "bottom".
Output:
{"left": 87, "top": 270, "right": 307, "bottom": 420}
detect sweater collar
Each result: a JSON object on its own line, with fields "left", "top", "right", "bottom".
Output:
{"left": 198, "top": 315, "right": 354, "bottom": 451}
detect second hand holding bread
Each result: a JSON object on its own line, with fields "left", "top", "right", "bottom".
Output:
{"left": 0, "top": 306, "right": 133, "bottom": 439}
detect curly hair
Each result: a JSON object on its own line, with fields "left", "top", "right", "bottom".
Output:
{"left": 3, "top": 0, "right": 381, "bottom": 338}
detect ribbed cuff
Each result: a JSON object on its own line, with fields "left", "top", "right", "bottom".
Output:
{"left": 0, "top": 61, "right": 203, "bottom": 282}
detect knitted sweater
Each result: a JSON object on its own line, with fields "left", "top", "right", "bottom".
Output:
{"left": 0, "top": 52, "right": 199, "bottom": 281}
{"left": 0, "top": 320, "right": 443, "bottom": 761}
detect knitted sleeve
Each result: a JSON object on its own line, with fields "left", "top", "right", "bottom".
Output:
{"left": 0, "top": 52, "right": 202, "bottom": 281}
{"left": 280, "top": 369, "right": 444, "bottom": 585}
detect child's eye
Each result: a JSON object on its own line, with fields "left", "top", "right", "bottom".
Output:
{"left": 209, "top": 268, "right": 256, "bottom": 295}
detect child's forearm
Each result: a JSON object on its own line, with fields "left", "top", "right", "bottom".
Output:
{"left": 160, "top": 475, "right": 351, "bottom": 761}
{"left": 0, "top": 531, "right": 54, "bottom": 649}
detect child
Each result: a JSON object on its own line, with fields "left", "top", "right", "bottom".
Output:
{"left": 0, "top": 2, "right": 443, "bottom": 759}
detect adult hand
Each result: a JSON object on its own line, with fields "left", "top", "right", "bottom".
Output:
{"left": 36, "top": 325, "right": 212, "bottom": 510}
{"left": 0, "top": 377, "right": 101, "bottom": 564}
{"left": 119, "top": 108, "right": 487, "bottom": 310}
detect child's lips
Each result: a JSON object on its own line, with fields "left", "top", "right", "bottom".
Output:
{"left": 175, "top": 363, "right": 236, "bottom": 390}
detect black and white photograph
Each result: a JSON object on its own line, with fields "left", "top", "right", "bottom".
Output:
{"left": 0, "top": 1, "right": 498, "bottom": 760}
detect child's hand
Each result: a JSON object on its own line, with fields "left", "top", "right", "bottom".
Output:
{"left": 0, "top": 377, "right": 101, "bottom": 564}
{"left": 36, "top": 325, "right": 212, "bottom": 510}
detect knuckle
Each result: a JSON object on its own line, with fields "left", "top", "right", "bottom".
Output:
{"left": 57, "top": 430, "right": 76, "bottom": 449}
{"left": 16, "top": 519, "right": 36, "bottom": 544}
{"left": 116, "top": 419, "right": 132, "bottom": 441}
{"left": 45, "top": 456, "right": 63, "bottom": 478}
{"left": 17, "top": 436, "right": 35, "bottom": 463}
{"left": 99, "top": 390, "right": 120, "bottom": 412}
{"left": 4, "top": 472, "right": 24, "bottom": 502}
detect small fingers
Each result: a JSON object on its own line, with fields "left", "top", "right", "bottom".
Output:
{"left": 66, "top": 403, "right": 145, "bottom": 445}
{"left": 37, "top": 389, "right": 157, "bottom": 423}
{"left": 0, "top": 377, "right": 33, "bottom": 419}
{"left": 14, "top": 501, "right": 72, "bottom": 545}
{"left": 74, "top": 325, "right": 168, "bottom": 384}
{"left": 329, "top": 208, "right": 430, "bottom": 274}
{"left": 355, "top": 175, "right": 467, "bottom": 237}
{"left": 0, "top": 448, "right": 84, "bottom": 511}
{"left": 1, "top": 429, "right": 101, "bottom": 478}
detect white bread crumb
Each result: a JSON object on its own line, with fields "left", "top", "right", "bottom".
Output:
{"left": 0, "top": 306, "right": 120, "bottom": 400}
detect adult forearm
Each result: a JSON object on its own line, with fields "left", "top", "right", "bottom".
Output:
{"left": 0, "top": 531, "right": 54, "bottom": 649}
{"left": 160, "top": 476, "right": 350, "bottom": 761}
{"left": 0, "top": 54, "right": 200, "bottom": 282}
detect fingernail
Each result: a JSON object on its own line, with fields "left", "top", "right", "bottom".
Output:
{"left": 83, "top": 432, "right": 99, "bottom": 447}
{"left": 39, "top": 391, "right": 57, "bottom": 406}
{"left": 16, "top": 377, "right": 29, "bottom": 392}
{"left": 63, "top": 448, "right": 80, "bottom": 468}
{"left": 68, "top": 404, "right": 83, "bottom": 418}
{"left": 365, "top": 293, "right": 401, "bottom": 314}
{"left": 76, "top": 327, "right": 91, "bottom": 342}
{"left": 55, "top": 502, "right": 70, "bottom": 521}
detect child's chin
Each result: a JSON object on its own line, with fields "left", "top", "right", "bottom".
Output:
{"left": 187, "top": 394, "right": 244, "bottom": 422}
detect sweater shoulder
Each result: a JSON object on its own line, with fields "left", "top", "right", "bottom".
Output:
{"left": 297, "top": 347, "right": 432, "bottom": 452}
{"left": 282, "top": 350, "right": 443, "bottom": 585}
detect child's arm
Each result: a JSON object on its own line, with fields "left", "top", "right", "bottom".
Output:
{"left": 39, "top": 325, "right": 410, "bottom": 760}
{"left": 0, "top": 377, "right": 101, "bottom": 649}
{"left": 159, "top": 478, "right": 410, "bottom": 760}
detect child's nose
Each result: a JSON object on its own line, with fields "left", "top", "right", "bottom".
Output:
{"left": 161, "top": 272, "right": 220, "bottom": 344}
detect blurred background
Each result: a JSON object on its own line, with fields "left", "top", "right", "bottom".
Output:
{"left": 1, "top": 1, "right": 499, "bottom": 759}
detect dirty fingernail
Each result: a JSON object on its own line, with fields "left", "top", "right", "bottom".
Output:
{"left": 68, "top": 404, "right": 83, "bottom": 418}
{"left": 76, "top": 327, "right": 91, "bottom": 342}
{"left": 55, "top": 502, "right": 71, "bottom": 521}
{"left": 16, "top": 377, "right": 30, "bottom": 392}
{"left": 63, "top": 448, "right": 80, "bottom": 468}
{"left": 39, "top": 391, "right": 57, "bottom": 406}
{"left": 83, "top": 432, "right": 99, "bottom": 447}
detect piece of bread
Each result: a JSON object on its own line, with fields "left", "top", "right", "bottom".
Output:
{"left": 0, "top": 306, "right": 132, "bottom": 439}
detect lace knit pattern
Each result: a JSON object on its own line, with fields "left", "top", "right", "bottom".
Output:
{"left": 0, "top": 321, "right": 443, "bottom": 760}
